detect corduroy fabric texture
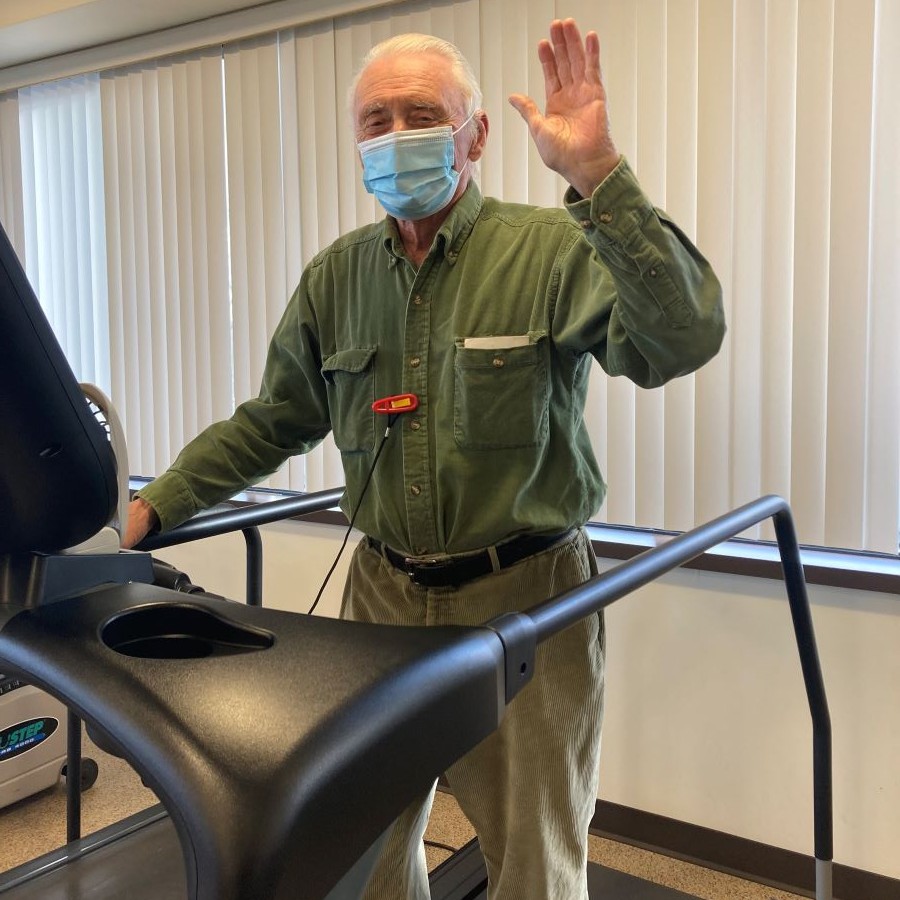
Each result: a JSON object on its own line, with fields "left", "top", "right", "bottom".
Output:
{"left": 343, "top": 529, "right": 605, "bottom": 900}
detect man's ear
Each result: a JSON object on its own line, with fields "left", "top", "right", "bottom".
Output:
{"left": 469, "top": 111, "right": 489, "bottom": 162}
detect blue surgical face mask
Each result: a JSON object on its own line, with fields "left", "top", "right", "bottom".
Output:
{"left": 358, "top": 113, "right": 475, "bottom": 220}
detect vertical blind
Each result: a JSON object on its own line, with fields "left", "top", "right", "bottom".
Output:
{"left": 99, "top": 52, "right": 233, "bottom": 476}
{"left": 0, "top": 93, "right": 24, "bottom": 255}
{"left": 0, "top": 0, "right": 897, "bottom": 553}
{"left": 16, "top": 75, "right": 110, "bottom": 393}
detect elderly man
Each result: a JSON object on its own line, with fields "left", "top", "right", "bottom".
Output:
{"left": 126, "top": 19, "right": 724, "bottom": 900}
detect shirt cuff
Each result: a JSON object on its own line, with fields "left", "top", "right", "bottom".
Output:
{"left": 563, "top": 156, "right": 655, "bottom": 244}
{"left": 136, "top": 472, "right": 199, "bottom": 533}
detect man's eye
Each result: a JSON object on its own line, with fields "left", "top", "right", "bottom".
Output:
{"left": 364, "top": 116, "right": 388, "bottom": 132}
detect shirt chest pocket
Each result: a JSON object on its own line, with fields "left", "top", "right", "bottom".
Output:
{"left": 321, "top": 347, "right": 377, "bottom": 453}
{"left": 453, "top": 336, "right": 549, "bottom": 450}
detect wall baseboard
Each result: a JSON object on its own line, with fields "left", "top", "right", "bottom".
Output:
{"left": 591, "top": 799, "right": 899, "bottom": 900}
{"left": 438, "top": 779, "right": 897, "bottom": 900}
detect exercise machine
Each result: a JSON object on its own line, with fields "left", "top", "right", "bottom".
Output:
{"left": 0, "top": 217, "right": 833, "bottom": 899}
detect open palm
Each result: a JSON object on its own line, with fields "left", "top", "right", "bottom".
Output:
{"left": 510, "top": 19, "right": 619, "bottom": 198}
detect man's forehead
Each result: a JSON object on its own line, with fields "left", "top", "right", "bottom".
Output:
{"left": 354, "top": 52, "right": 462, "bottom": 109}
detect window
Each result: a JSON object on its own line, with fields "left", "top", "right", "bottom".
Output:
{"left": 1, "top": 0, "right": 897, "bottom": 553}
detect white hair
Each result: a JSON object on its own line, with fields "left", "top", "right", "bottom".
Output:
{"left": 348, "top": 32, "right": 483, "bottom": 140}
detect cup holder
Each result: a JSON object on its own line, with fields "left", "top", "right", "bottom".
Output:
{"left": 102, "top": 603, "right": 274, "bottom": 660}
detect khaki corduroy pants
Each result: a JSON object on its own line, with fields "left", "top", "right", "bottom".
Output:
{"left": 343, "top": 529, "right": 605, "bottom": 900}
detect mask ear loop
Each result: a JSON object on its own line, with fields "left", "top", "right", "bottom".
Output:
{"left": 452, "top": 109, "right": 481, "bottom": 180}
{"left": 451, "top": 108, "right": 478, "bottom": 137}
{"left": 451, "top": 106, "right": 481, "bottom": 178}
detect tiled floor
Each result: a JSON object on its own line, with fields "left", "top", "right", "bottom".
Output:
{"left": 0, "top": 737, "right": 804, "bottom": 900}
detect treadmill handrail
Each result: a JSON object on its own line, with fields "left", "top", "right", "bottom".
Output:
{"left": 135, "top": 486, "right": 345, "bottom": 551}
{"left": 517, "top": 494, "right": 833, "bottom": 873}
{"left": 139, "top": 487, "right": 833, "bottom": 892}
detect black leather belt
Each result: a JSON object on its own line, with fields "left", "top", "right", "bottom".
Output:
{"left": 370, "top": 531, "right": 573, "bottom": 588}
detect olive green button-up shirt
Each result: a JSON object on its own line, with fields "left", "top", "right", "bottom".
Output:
{"left": 139, "top": 158, "right": 724, "bottom": 557}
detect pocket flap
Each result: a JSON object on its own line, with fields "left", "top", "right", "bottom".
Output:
{"left": 321, "top": 347, "right": 376, "bottom": 380}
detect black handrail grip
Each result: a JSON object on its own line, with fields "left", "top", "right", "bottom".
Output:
{"left": 772, "top": 509, "right": 833, "bottom": 865}
{"left": 523, "top": 494, "right": 833, "bottom": 866}
{"left": 66, "top": 709, "right": 82, "bottom": 843}
{"left": 242, "top": 527, "right": 263, "bottom": 607}
{"left": 136, "top": 487, "right": 345, "bottom": 551}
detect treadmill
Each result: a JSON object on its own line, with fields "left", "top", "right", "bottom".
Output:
{"left": 0, "top": 218, "right": 834, "bottom": 900}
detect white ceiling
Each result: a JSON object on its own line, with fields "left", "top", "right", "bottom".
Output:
{"left": 0, "top": 0, "right": 272, "bottom": 70}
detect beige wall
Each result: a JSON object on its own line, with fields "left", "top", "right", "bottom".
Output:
{"left": 157, "top": 519, "right": 900, "bottom": 881}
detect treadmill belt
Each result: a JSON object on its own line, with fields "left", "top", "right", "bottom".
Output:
{"left": 430, "top": 838, "right": 701, "bottom": 900}
{"left": 457, "top": 866, "right": 700, "bottom": 900}
{"left": 2, "top": 811, "right": 699, "bottom": 900}
{"left": 0, "top": 807, "right": 187, "bottom": 899}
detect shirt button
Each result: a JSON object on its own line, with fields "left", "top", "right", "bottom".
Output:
{"left": 413, "top": 294, "right": 423, "bottom": 305}
{"left": 648, "top": 267, "right": 658, "bottom": 277}
{"left": 579, "top": 218, "right": 592, "bottom": 229}
{"left": 599, "top": 211, "right": 614, "bottom": 224}
{"left": 410, "top": 357, "right": 421, "bottom": 368}
{"left": 492, "top": 357, "right": 505, "bottom": 368}
{"left": 410, "top": 484, "right": 422, "bottom": 496}
{"left": 410, "top": 420, "right": 421, "bottom": 431}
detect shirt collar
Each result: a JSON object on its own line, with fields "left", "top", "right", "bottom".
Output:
{"left": 380, "top": 180, "right": 484, "bottom": 268}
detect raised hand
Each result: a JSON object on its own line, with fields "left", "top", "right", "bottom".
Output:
{"left": 509, "top": 19, "right": 620, "bottom": 199}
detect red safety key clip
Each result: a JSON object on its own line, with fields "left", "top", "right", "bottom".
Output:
{"left": 372, "top": 393, "right": 419, "bottom": 414}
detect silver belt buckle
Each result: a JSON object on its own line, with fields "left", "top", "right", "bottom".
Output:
{"left": 403, "top": 556, "right": 442, "bottom": 584}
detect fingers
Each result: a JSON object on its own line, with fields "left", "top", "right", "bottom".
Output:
{"left": 563, "top": 19, "right": 586, "bottom": 82}
{"left": 548, "top": 19, "right": 590, "bottom": 87}
{"left": 530, "top": 19, "right": 604, "bottom": 110}
{"left": 585, "top": 30, "right": 602, "bottom": 85}
{"left": 537, "top": 40, "right": 561, "bottom": 95}
{"left": 549, "top": 20, "right": 573, "bottom": 86}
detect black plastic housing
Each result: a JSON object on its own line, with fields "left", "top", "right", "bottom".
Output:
{"left": 0, "top": 220, "right": 117, "bottom": 554}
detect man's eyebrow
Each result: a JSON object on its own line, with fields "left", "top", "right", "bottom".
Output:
{"left": 360, "top": 102, "right": 387, "bottom": 118}
{"left": 362, "top": 100, "right": 442, "bottom": 114}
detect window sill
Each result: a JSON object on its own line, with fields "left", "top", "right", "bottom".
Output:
{"left": 585, "top": 522, "right": 900, "bottom": 596}
{"left": 130, "top": 480, "right": 900, "bottom": 597}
